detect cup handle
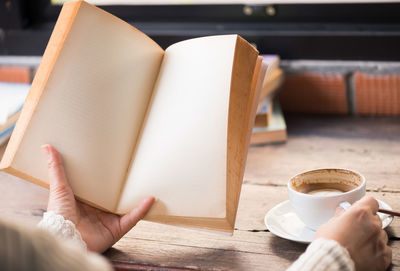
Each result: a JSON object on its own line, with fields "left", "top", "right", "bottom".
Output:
{"left": 339, "top": 201, "right": 352, "bottom": 211}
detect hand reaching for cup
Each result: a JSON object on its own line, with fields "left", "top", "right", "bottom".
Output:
{"left": 42, "top": 144, "right": 155, "bottom": 253}
{"left": 315, "top": 196, "right": 392, "bottom": 271}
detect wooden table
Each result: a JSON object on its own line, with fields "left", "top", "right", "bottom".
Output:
{"left": 1, "top": 115, "right": 399, "bottom": 270}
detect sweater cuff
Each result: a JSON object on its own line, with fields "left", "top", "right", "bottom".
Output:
{"left": 287, "top": 238, "right": 355, "bottom": 271}
{"left": 37, "top": 211, "right": 87, "bottom": 250}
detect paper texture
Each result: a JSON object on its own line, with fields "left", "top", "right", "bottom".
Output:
{"left": 10, "top": 2, "right": 164, "bottom": 211}
{"left": 117, "top": 35, "right": 237, "bottom": 217}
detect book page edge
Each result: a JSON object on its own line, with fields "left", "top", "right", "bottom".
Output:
{"left": 226, "top": 38, "right": 260, "bottom": 229}
{"left": 143, "top": 215, "right": 234, "bottom": 234}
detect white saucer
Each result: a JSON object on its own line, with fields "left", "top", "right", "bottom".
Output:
{"left": 265, "top": 199, "right": 394, "bottom": 244}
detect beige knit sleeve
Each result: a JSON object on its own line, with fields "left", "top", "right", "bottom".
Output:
{"left": 287, "top": 238, "right": 355, "bottom": 271}
{"left": 0, "top": 219, "right": 112, "bottom": 271}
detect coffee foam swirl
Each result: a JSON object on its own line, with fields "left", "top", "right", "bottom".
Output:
{"left": 290, "top": 169, "right": 363, "bottom": 195}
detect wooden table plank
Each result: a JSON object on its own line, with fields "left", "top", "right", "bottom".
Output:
{"left": 106, "top": 231, "right": 307, "bottom": 271}
{"left": 1, "top": 115, "right": 399, "bottom": 270}
{"left": 105, "top": 182, "right": 400, "bottom": 270}
{"left": 107, "top": 229, "right": 400, "bottom": 271}
{"left": 235, "top": 183, "right": 400, "bottom": 237}
{"left": 1, "top": 173, "right": 398, "bottom": 270}
{"left": 0, "top": 171, "right": 47, "bottom": 225}
{"left": 1, "top": 173, "right": 398, "bottom": 237}
{"left": 245, "top": 115, "right": 400, "bottom": 191}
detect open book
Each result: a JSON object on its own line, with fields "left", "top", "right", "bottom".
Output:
{"left": 0, "top": 1, "right": 264, "bottom": 233}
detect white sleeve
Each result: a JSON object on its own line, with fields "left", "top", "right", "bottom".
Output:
{"left": 287, "top": 238, "right": 355, "bottom": 271}
{"left": 37, "top": 211, "right": 87, "bottom": 250}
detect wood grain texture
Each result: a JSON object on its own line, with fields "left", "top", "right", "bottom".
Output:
{"left": 0, "top": 171, "right": 47, "bottom": 225}
{"left": 245, "top": 114, "right": 400, "bottom": 191}
{"left": 1, "top": 115, "right": 399, "bottom": 270}
{"left": 1, "top": 173, "right": 399, "bottom": 270}
{"left": 107, "top": 234, "right": 400, "bottom": 271}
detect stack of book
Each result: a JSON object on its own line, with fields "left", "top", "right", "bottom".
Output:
{"left": 0, "top": 82, "right": 30, "bottom": 145}
{"left": 251, "top": 55, "right": 287, "bottom": 145}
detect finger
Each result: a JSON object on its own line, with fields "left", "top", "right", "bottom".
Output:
{"left": 383, "top": 246, "right": 392, "bottom": 270}
{"left": 41, "top": 144, "right": 71, "bottom": 192}
{"left": 381, "top": 229, "right": 389, "bottom": 244}
{"left": 374, "top": 230, "right": 388, "bottom": 252}
{"left": 356, "top": 196, "right": 379, "bottom": 214}
{"left": 334, "top": 206, "right": 346, "bottom": 217}
{"left": 119, "top": 196, "right": 155, "bottom": 235}
{"left": 374, "top": 213, "right": 383, "bottom": 229}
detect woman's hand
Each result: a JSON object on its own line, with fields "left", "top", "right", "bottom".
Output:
{"left": 315, "top": 196, "right": 392, "bottom": 271}
{"left": 42, "top": 144, "right": 155, "bottom": 253}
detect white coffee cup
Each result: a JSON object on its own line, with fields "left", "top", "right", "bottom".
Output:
{"left": 288, "top": 168, "right": 366, "bottom": 231}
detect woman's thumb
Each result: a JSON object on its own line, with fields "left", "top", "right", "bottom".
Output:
{"left": 41, "top": 144, "right": 71, "bottom": 194}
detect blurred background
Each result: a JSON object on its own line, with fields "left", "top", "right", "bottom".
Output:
{"left": 1, "top": 0, "right": 400, "bottom": 145}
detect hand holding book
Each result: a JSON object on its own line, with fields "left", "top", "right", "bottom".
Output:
{"left": 0, "top": 1, "right": 265, "bottom": 232}
{"left": 42, "top": 144, "right": 154, "bottom": 253}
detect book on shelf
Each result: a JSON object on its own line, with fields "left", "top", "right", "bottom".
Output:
{"left": 0, "top": 125, "right": 15, "bottom": 146}
{"left": 0, "top": 66, "right": 31, "bottom": 84}
{"left": 254, "top": 98, "right": 272, "bottom": 127}
{"left": 259, "top": 55, "right": 283, "bottom": 101}
{"left": 251, "top": 100, "right": 287, "bottom": 145}
{"left": 254, "top": 55, "right": 284, "bottom": 128}
{"left": 0, "top": 0, "right": 266, "bottom": 233}
{"left": 0, "top": 82, "right": 30, "bottom": 145}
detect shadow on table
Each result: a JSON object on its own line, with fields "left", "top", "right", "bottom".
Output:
{"left": 386, "top": 226, "right": 399, "bottom": 240}
{"left": 270, "top": 235, "right": 308, "bottom": 262}
{"left": 105, "top": 245, "right": 244, "bottom": 270}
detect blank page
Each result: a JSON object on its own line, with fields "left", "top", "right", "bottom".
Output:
{"left": 117, "top": 35, "right": 237, "bottom": 217}
{"left": 10, "top": 2, "right": 164, "bottom": 211}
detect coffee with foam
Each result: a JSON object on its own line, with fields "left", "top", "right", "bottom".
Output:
{"left": 288, "top": 168, "right": 366, "bottom": 230}
{"left": 295, "top": 182, "right": 358, "bottom": 195}
{"left": 290, "top": 169, "right": 362, "bottom": 196}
